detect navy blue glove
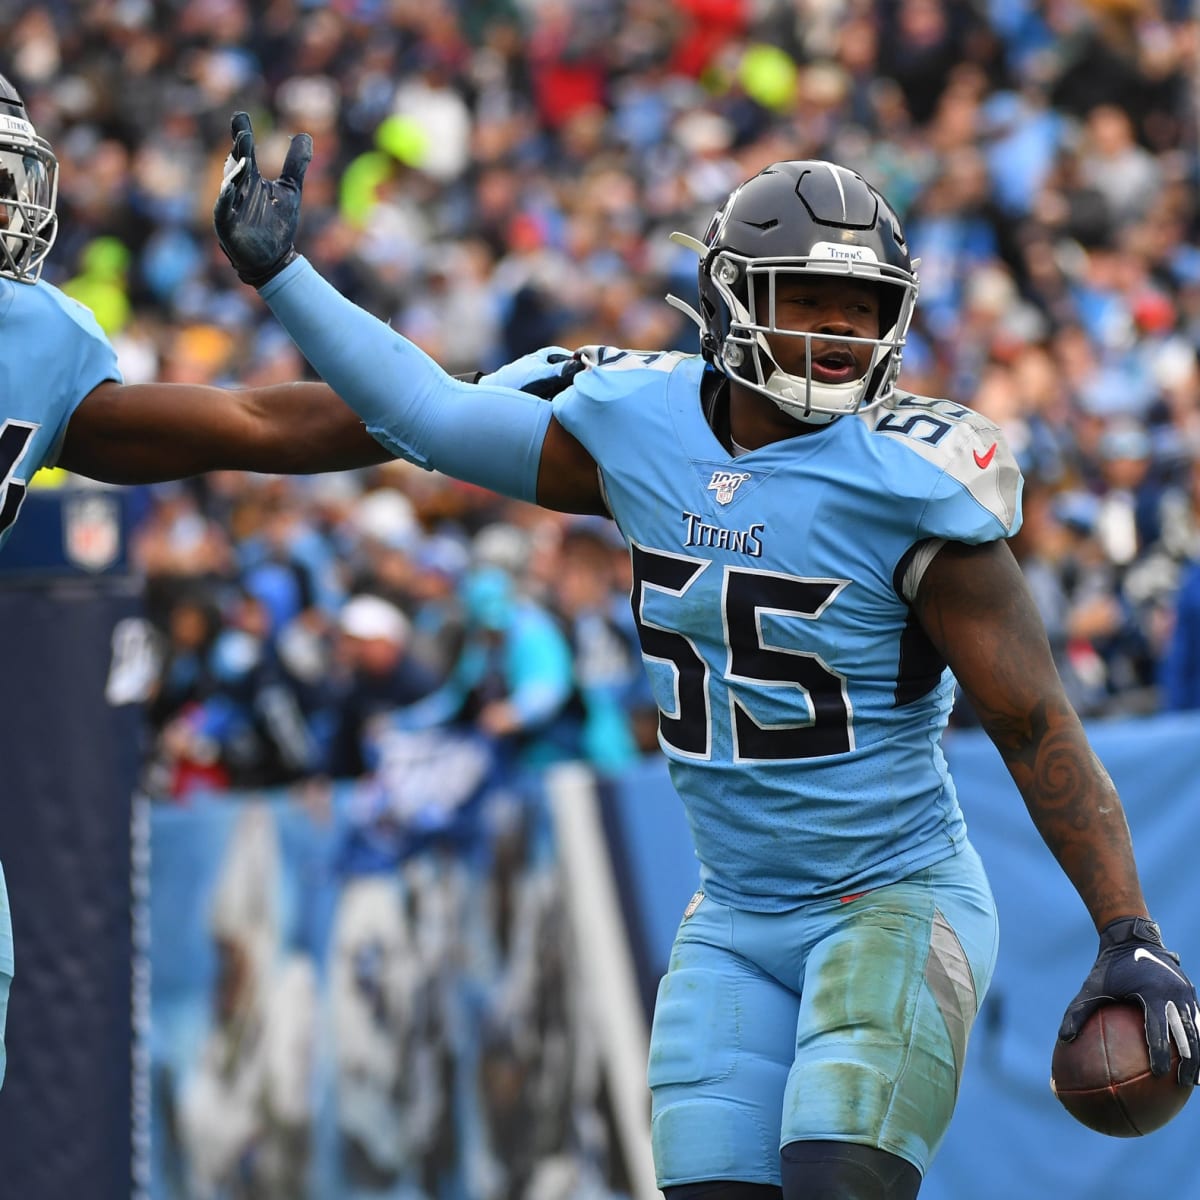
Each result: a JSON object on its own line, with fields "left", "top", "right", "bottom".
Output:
{"left": 213, "top": 112, "right": 312, "bottom": 287}
{"left": 1059, "top": 915, "right": 1200, "bottom": 1084}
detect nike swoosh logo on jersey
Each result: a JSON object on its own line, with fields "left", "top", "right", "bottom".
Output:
{"left": 973, "top": 443, "right": 997, "bottom": 469}
{"left": 1134, "top": 946, "right": 1188, "bottom": 983}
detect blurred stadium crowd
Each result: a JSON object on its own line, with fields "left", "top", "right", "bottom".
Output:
{"left": 11, "top": 0, "right": 1200, "bottom": 796}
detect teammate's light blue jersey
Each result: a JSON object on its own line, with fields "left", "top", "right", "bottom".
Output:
{"left": 0, "top": 277, "right": 117, "bottom": 1082}
{"left": 553, "top": 349, "right": 1022, "bottom": 910}
{"left": 0, "top": 277, "right": 120, "bottom": 549}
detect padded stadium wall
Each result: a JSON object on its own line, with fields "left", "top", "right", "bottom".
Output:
{"left": 0, "top": 488, "right": 145, "bottom": 1200}
{"left": 147, "top": 757, "right": 659, "bottom": 1199}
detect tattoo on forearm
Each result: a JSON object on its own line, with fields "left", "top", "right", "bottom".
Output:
{"left": 918, "top": 540, "right": 1143, "bottom": 920}
{"left": 976, "top": 691, "right": 1136, "bottom": 916}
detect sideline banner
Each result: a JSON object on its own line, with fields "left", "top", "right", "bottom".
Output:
{"left": 149, "top": 732, "right": 643, "bottom": 1200}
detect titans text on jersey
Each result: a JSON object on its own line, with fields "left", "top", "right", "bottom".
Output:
{"left": 681, "top": 510, "right": 764, "bottom": 556}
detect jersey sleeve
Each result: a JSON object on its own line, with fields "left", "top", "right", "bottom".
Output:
{"left": 551, "top": 346, "right": 687, "bottom": 458}
{"left": 873, "top": 398, "right": 1023, "bottom": 545}
{"left": 920, "top": 418, "right": 1022, "bottom": 544}
{"left": 260, "top": 257, "right": 551, "bottom": 501}
{"left": 42, "top": 287, "right": 122, "bottom": 467}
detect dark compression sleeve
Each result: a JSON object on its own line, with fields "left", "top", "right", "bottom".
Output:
{"left": 259, "top": 257, "right": 553, "bottom": 503}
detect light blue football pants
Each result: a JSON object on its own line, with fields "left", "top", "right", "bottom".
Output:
{"left": 648, "top": 842, "right": 999, "bottom": 1189}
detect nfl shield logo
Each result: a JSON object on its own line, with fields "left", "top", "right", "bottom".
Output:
{"left": 64, "top": 492, "right": 121, "bottom": 572}
{"left": 707, "top": 469, "right": 751, "bottom": 505}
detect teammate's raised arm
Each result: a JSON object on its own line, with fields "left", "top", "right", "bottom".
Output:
{"left": 213, "top": 112, "right": 605, "bottom": 515}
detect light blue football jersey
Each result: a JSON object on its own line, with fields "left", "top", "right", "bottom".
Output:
{"left": 0, "top": 277, "right": 120, "bottom": 549}
{"left": 0, "top": 277, "right": 118, "bottom": 1081}
{"left": 553, "top": 349, "right": 1023, "bottom": 910}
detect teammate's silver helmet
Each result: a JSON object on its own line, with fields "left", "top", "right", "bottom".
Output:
{"left": 0, "top": 74, "right": 58, "bottom": 285}
{"left": 668, "top": 160, "right": 919, "bottom": 426}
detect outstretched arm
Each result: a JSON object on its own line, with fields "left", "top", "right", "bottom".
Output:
{"left": 213, "top": 111, "right": 605, "bottom": 515}
{"left": 258, "top": 258, "right": 605, "bottom": 512}
{"left": 59, "top": 379, "right": 391, "bottom": 483}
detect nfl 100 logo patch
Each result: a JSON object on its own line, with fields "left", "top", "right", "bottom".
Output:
{"left": 707, "top": 469, "right": 751, "bottom": 505}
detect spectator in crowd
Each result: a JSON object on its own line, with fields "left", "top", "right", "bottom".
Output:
{"left": 147, "top": 583, "right": 325, "bottom": 798}
{"left": 1046, "top": 486, "right": 1147, "bottom": 718}
{"left": 1003, "top": 476, "right": 1165, "bottom": 721}
{"left": 1160, "top": 556, "right": 1200, "bottom": 712}
{"left": 131, "top": 483, "right": 235, "bottom": 616}
{"left": 546, "top": 518, "right": 648, "bottom": 772}
{"left": 325, "top": 592, "right": 441, "bottom": 781}
{"left": 404, "top": 531, "right": 473, "bottom": 678}
{"left": 392, "top": 563, "right": 579, "bottom": 771}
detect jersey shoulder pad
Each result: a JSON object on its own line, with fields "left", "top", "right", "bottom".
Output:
{"left": 555, "top": 346, "right": 697, "bottom": 409}
{"left": 866, "top": 390, "right": 1021, "bottom": 540}
{"left": 575, "top": 345, "right": 695, "bottom": 370}
{"left": 576, "top": 345, "right": 696, "bottom": 380}
{"left": 552, "top": 347, "right": 701, "bottom": 457}
{"left": 11, "top": 279, "right": 121, "bottom": 384}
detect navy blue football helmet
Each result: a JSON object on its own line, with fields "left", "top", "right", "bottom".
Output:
{"left": 0, "top": 73, "right": 58, "bottom": 284}
{"left": 669, "top": 160, "right": 919, "bottom": 425}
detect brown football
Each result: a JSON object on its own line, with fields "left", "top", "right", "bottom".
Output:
{"left": 1050, "top": 1002, "right": 1191, "bottom": 1136}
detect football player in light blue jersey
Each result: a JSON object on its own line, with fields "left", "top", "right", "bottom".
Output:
{"left": 0, "top": 74, "right": 433, "bottom": 1093}
{"left": 214, "top": 114, "right": 1200, "bottom": 1200}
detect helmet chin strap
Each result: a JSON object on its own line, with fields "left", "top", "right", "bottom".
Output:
{"left": 761, "top": 363, "right": 867, "bottom": 426}
{"left": 753, "top": 324, "right": 868, "bottom": 425}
